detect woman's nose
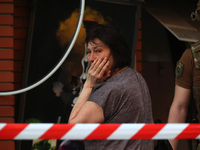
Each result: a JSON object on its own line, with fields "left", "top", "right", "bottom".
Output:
{"left": 89, "top": 53, "right": 96, "bottom": 63}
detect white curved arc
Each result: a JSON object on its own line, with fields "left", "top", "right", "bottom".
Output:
{"left": 0, "top": 0, "right": 85, "bottom": 96}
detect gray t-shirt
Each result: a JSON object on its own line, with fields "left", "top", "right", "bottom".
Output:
{"left": 84, "top": 67, "right": 153, "bottom": 150}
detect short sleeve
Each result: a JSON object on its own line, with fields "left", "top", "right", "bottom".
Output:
{"left": 175, "top": 49, "right": 194, "bottom": 89}
{"left": 88, "top": 83, "right": 121, "bottom": 121}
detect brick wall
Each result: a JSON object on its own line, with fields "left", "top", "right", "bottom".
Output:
{"left": 136, "top": 16, "right": 142, "bottom": 73}
{"left": 0, "top": 0, "right": 29, "bottom": 149}
{"left": 0, "top": 0, "right": 15, "bottom": 148}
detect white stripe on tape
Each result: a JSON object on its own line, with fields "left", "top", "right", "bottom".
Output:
{"left": 0, "top": 123, "right": 6, "bottom": 130}
{"left": 107, "top": 123, "right": 145, "bottom": 140}
{"left": 152, "top": 123, "right": 188, "bottom": 139}
{"left": 15, "top": 123, "right": 53, "bottom": 140}
{"left": 61, "top": 123, "right": 99, "bottom": 140}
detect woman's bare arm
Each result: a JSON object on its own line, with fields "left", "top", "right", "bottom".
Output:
{"left": 68, "top": 58, "right": 110, "bottom": 124}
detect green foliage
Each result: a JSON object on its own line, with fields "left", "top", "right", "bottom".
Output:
{"left": 31, "top": 140, "right": 56, "bottom": 150}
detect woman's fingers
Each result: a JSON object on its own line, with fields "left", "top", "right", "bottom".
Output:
{"left": 89, "top": 58, "right": 108, "bottom": 75}
{"left": 95, "top": 58, "right": 108, "bottom": 74}
{"left": 89, "top": 59, "right": 98, "bottom": 71}
{"left": 98, "top": 59, "right": 109, "bottom": 77}
{"left": 87, "top": 58, "right": 110, "bottom": 85}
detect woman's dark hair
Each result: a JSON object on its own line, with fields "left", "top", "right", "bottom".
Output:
{"left": 85, "top": 24, "right": 132, "bottom": 69}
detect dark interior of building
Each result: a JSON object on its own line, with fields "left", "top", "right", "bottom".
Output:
{"left": 16, "top": 0, "right": 200, "bottom": 149}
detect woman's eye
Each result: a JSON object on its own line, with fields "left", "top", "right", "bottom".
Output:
{"left": 96, "top": 50, "right": 102, "bottom": 53}
{"left": 86, "top": 51, "right": 91, "bottom": 54}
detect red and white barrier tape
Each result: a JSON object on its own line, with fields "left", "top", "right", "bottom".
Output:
{"left": 0, "top": 123, "right": 199, "bottom": 140}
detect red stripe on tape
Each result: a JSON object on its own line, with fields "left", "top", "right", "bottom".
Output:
{"left": 131, "top": 124, "right": 165, "bottom": 139}
{"left": 176, "top": 124, "right": 200, "bottom": 139}
{"left": 85, "top": 124, "right": 121, "bottom": 140}
{"left": 0, "top": 123, "right": 28, "bottom": 140}
{"left": 39, "top": 124, "right": 75, "bottom": 139}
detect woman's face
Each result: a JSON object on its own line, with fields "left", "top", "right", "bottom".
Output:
{"left": 86, "top": 38, "right": 114, "bottom": 69}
